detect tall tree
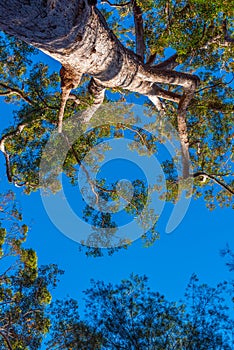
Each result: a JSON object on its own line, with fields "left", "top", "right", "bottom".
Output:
{"left": 0, "top": 0, "right": 233, "bottom": 253}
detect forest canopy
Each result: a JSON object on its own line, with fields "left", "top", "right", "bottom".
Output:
{"left": 0, "top": 194, "right": 234, "bottom": 349}
{"left": 0, "top": 1, "right": 233, "bottom": 347}
{"left": 0, "top": 0, "right": 233, "bottom": 253}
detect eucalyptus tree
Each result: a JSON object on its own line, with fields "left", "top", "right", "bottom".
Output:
{"left": 0, "top": 0, "right": 233, "bottom": 253}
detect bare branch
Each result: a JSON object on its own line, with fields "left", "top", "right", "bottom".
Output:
{"left": 131, "top": 0, "right": 145, "bottom": 61}
{"left": 176, "top": 84, "right": 199, "bottom": 179}
{"left": 193, "top": 171, "right": 234, "bottom": 196}
{"left": 177, "top": 109, "right": 190, "bottom": 179}
{"left": 140, "top": 66, "right": 200, "bottom": 90}
{"left": 101, "top": 0, "right": 131, "bottom": 7}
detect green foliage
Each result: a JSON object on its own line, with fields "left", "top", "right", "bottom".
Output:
{"left": 47, "top": 273, "right": 234, "bottom": 349}
{"left": 46, "top": 299, "right": 103, "bottom": 349}
{"left": 0, "top": 191, "right": 233, "bottom": 348}
{"left": 0, "top": 1, "right": 233, "bottom": 254}
{"left": 0, "top": 192, "right": 63, "bottom": 349}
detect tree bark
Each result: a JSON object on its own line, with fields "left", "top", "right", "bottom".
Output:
{"left": 0, "top": 1, "right": 198, "bottom": 94}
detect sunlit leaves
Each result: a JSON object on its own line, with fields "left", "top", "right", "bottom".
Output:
{"left": 0, "top": 192, "right": 63, "bottom": 349}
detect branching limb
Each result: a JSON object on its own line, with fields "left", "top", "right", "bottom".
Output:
{"left": 153, "top": 53, "right": 179, "bottom": 70}
{"left": 129, "top": 79, "right": 181, "bottom": 103}
{"left": 177, "top": 109, "right": 190, "bottom": 179}
{"left": 79, "top": 78, "right": 105, "bottom": 123}
{"left": 177, "top": 82, "right": 200, "bottom": 178}
{"left": 222, "top": 19, "right": 234, "bottom": 44}
{"left": 0, "top": 83, "right": 33, "bottom": 105}
{"left": 137, "top": 65, "right": 199, "bottom": 178}
{"left": 58, "top": 66, "right": 82, "bottom": 133}
{"left": 131, "top": 0, "right": 145, "bottom": 61}
{"left": 0, "top": 330, "right": 13, "bottom": 350}
{"left": 193, "top": 171, "right": 234, "bottom": 196}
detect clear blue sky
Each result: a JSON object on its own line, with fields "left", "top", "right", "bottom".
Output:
{"left": 0, "top": 50, "right": 234, "bottom": 323}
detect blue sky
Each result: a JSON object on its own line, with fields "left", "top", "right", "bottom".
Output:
{"left": 0, "top": 50, "right": 234, "bottom": 323}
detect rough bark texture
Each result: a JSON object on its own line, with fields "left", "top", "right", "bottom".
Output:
{"left": 0, "top": 1, "right": 199, "bottom": 91}
{"left": 0, "top": 0, "right": 200, "bottom": 177}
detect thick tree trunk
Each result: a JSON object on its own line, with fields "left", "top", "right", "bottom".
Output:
{"left": 0, "top": 0, "right": 200, "bottom": 178}
{"left": 0, "top": 0, "right": 198, "bottom": 94}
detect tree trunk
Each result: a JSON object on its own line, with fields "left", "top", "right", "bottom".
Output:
{"left": 0, "top": 0, "right": 198, "bottom": 94}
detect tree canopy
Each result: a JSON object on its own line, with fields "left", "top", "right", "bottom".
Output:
{"left": 45, "top": 273, "right": 234, "bottom": 349}
{"left": 0, "top": 0, "right": 233, "bottom": 254}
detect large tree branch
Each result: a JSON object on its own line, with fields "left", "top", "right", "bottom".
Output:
{"left": 79, "top": 78, "right": 105, "bottom": 123}
{"left": 131, "top": 0, "right": 145, "bottom": 61}
{"left": 177, "top": 109, "right": 190, "bottom": 179}
{"left": 139, "top": 66, "right": 200, "bottom": 90}
{"left": 153, "top": 53, "right": 179, "bottom": 70}
{"left": 0, "top": 330, "right": 13, "bottom": 350}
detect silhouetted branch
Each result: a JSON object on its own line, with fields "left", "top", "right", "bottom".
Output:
{"left": 193, "top": 171, "right": 234, "bottom": 195}
{"left": 101, "top": 0, "right": 131, "bottom": 7}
